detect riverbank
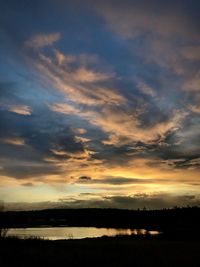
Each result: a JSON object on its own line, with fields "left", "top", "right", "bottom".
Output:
{"left": 6, "top": 226, "right": 161, "bottom": 240}
{"left": 0, "top": 236, "right": 199, "bottom": 267}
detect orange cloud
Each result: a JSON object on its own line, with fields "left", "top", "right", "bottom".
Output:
{"left": 72, "top": 128, "right": 87, "bottom": 134}
{"left": 35, "top": 50, "right": 126, "bottom": 106}
{"left": 188, "top": 105, "right": 200, "bottom": 113}
{"left": 2, "top": 137, "right": 25, "bottom": 146}
{"left": 8, "top": 105, "right": 32, "bottom": 115}
{"left": 89, "top": 107, "right": 187, "bottom": 146}
{"left": 40, "top": 47, "right": 187, "bottom": 146}
{"left": 49, "top": 103, "right": 80, "bottom": 115}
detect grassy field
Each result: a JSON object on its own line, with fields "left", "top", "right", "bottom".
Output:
{"left": 0, "top": 237, "right": 199, "bottom": 267}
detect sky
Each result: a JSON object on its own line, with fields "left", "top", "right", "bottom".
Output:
{"left": 0, "top": 0, "right": 200, "bottom": 210}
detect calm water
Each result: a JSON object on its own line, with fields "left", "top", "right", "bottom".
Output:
{"left": 7, "top": 227, "right": 160, "bottom": 240}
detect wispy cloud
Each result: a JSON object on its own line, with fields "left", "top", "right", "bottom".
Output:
{"left": 36, "top": 51, "right": 125, "bottom": 106}
{"left": 25, "top": 32, "right": 61, "bottom": 48}
{"left": 34, "top": 48, "right": 188, "bottom": 147}
{"left": 137, "top": 80, "right": 156, "bottom": 97}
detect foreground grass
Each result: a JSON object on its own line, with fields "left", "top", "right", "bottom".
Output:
{"left": 0, "top": 236, "right": 199, "bottom": 267}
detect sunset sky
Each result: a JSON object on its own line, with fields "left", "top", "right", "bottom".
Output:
{"left": 0, "top": 0, "right": 200, "bottom": 210}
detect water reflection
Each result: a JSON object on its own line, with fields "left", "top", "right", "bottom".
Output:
{"left": 7, "top": 227, "right": 160, "bottom": 240}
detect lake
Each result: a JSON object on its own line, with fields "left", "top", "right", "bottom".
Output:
{"left": 7, "top": 227, "right": 160, "bottom": 240}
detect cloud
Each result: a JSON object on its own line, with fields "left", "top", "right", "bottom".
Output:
{"left": 78, "top": 176, "right": 92, "bottom": 181}
{"left": 76, "top": 176, "right": 162, "bottom": 185}
{"left": 189, "top": 105, "right": 200, "bottom": 114}
{"left": 73, "top": 68, "right": 113, "bottom": 83}
{"left": 29, "top": 43, "right": 189, "bottom": 148}
{"left": 36, "top": 50, "right": 126, "bottom": 106}
{"left": 90, "top": 107, "right": 187, "bottom": 146}
{"left": 4, "top": 193, "right": 200, "bottom": 211}
{"left": 49, "top": 103, "right": 80, "bottom": 115}
{"left": 181, "top": 46, "right": 200, "bottom": 61}
{"left": 137, "top": 80, "right": 156, "bottom": 97}
{"left": 49, "top": 100, "right": 186, "bottom": 147}
{"left": 21, "top": 182, "right": 34, "bottom": 187}
{"left": 0, "top": 103, "right": 94, "bottom": 180}
{"left": 179, "top": 158, "right": 200, "bottom": 169}
{"left": 0, "top": 160, "right": 61, "bottom": 180}
{"left": 42, "top": 49, "right": 188, "bottom": 146}
{"left": 1, "top": 0, "right": 200, "bottom": 204}
{"left": 8, "top": 105, "right": 32, "bottom": 115}
{"left": 74, "top": 136, "right": 90, "bottom": 143}
{"left": 183, "top": 72, "right": 200, "bottom": 92}
{"left": 38, "top": 48, "right": 179, "bottom": 147}
{"left": 72, "top": 128, "right": 87, "bottom": 135}
{"left": 25, "top": 32, "right": 61, "bottom": 48}
{"left": 94, "top": 0, "right": 200, "bottom": 95}
{"left": 2, "top": 137, "right": 25, "bottom": 146}
{"left": 95, "top": 0, "right": 200, "bottom": 39}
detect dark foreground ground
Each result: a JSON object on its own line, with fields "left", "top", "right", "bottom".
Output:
{"left": 0, "top": 237, "right": 199, "bottom": 267}
{"left": 1, "top": 208, "right": 200, "bottom": 266}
